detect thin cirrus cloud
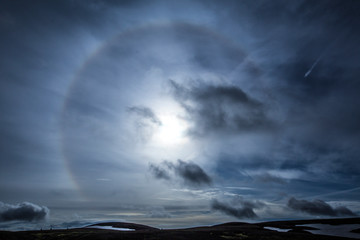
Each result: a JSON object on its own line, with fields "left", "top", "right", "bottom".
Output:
{"left": 147, "top": 207, "right": 171, "bottom": 219}
{"left": 127, "top": 106, "right": 162, "bottom": 126}
{"left": 253, "top": 173, "right": 287, "bottom": 185}
{"left": 127, "top": 106, "right": 163, "bottom": 142}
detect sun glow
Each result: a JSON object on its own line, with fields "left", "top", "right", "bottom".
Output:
{"left": 153, "top": 114, "right": 188, "bottom": 146}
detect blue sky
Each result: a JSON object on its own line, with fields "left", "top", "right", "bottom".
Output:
{"left": 0, "top": 0, "right": 360, "bottom": 230}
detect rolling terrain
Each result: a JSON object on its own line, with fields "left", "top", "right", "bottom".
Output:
{"left": 0, "top": 218, "right": 359, "bottom": 240}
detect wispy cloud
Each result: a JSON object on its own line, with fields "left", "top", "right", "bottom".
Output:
{"left": 147, "top": 207, "right": 171, "bottom": 218}
{"left": 127, "top": 106, "right": 162, "bottom": 126}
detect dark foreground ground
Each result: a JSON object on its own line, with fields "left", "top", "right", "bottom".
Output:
{"left": 1, "top": 218, "right": 359, "bottom": 240}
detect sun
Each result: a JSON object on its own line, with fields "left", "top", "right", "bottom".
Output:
{"left": 153, "top": 114, "right": 188, "bottom": 146}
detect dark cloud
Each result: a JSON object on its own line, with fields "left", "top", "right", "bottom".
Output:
{"left": 170, "top": 160, "right": 212, "bottom": 187}
{"left": 149, "top": 163, "right": 171, "bottom": 180}
{"left": 169, "top": 80, "right": 275, "bottom": 137}
{"left": 127, "top": 106, "right": 162, "bottom": 126}
{"left": 149, "top": 160, "right": 212, "bottom": 187}
{"left": 0, "top": 202, "right": 49, "bottom": 222}
{"left": 211, "top": 198, "right": 261, "bottom": 219}
{"left": 287, "top": 197, "right": 356, "bottom": 217}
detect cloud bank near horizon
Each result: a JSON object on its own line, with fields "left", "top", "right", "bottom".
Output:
{"left": 0, "top": 202, "right": 49, "bottom": 222}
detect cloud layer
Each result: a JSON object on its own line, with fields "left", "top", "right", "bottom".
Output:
{"left": 147, "top": 207, "right": 171, "bottom": 218}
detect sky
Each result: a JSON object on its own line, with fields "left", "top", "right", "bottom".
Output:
{"left": 1, "top": 0, "right": 360, "bottom": 231}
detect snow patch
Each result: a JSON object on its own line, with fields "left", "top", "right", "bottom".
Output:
{"left": 297, "top": 224, "right": 360, "bottom": 239}
{"left": 264, "top": 226, "right": 292, "bottom": 232}
{"left": 87, "top": 226, "right": 135, "bottom": 231}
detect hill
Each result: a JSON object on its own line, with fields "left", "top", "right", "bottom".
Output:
{"left": 0, "top": 217, "right": 359, "bottom": 240}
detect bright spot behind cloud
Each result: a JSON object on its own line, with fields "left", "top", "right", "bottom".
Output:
{"left": 153, "top": 114, "right": 188, "bottom": 146}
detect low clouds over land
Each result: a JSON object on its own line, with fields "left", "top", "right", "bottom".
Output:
{"left": 211, "top": 197, "right": 265, "bottom": 219}
{"left": 149, "top": 160, "right": 212, "bottom": 187}
{"left": 0, "top": 202, "right": 49, "bottom": 222}
{"left": 288, "top": 197, "right": 356, "bottom": 217}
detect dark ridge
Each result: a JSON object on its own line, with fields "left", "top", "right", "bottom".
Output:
{"left": 0, "top": 218, "right": 359, "bottom": 240}
{"left": 88, "top": 222, "right": 158, "bottom": 231}
{"left": 212, "top": 221, "right": 249, "bottom": 227}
